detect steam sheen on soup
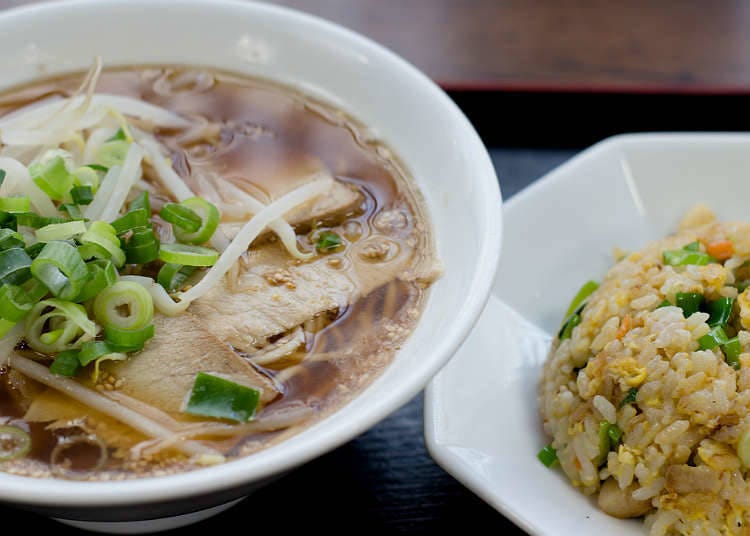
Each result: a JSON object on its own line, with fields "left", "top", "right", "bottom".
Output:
{"left": 0, "top": 64, "right": 437, "bottom": 480}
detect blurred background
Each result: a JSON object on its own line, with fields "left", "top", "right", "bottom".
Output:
{"left": 2, "top": 0, "right": 748, "bottom": 533}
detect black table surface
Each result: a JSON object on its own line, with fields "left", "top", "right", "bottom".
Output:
{"left": 0, "top": 144, "right": 576, "bottom": 534}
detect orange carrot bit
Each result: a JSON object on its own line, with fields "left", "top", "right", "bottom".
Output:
{"left": 706, "top": 240, "right": 734, "bottom": 261}
{"left": 616, "top": 314, "right": 632, "bottom": 340}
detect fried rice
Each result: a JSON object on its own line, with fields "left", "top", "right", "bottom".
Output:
{"left": 540, "top": 205, "right": 750, "bottom": 535}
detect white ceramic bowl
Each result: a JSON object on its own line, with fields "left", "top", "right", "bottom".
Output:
{"left": 425, "top": 133, "right": 750, "bottom": 535}
{"left": 0, "top": 0, "right": 502, "bottom": 531}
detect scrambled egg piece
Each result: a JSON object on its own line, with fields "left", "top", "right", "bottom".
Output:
{"left": 608, "top": 357, "right": 647, "bottom": 387}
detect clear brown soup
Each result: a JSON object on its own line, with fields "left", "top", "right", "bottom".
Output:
{"left": 0, "top": 67, "right": 435, "bottom": 480}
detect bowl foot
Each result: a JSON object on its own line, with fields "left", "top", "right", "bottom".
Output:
{"left": 52, "top": 498, "right": 244, "bottom": 534}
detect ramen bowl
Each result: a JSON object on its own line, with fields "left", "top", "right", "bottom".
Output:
{"left": 0, "top": 0, "right": 501, "bottom": 531}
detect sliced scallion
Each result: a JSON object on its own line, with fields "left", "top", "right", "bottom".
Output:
{"left": 78, "top": 221, "right": 125, "bottom": 267}
{"left": 699, "top": 325, "right": 729, "bottom": 351}
{"left": 663, "top": 249, "right": 716, "bottom": 266}
{"left": 96, "top": 140, "right": 130, "bottom": 168}
{"left": 35, "top": 220, "right": 87, "bottom": 242}
{"left": 0, "top": 229, "right": 24, "bottom": 251}
{"left": 707, "top": 297, "right": 734, "bottom": 327}
{"left": 184, "top": 372, "right": 260, "bottom": 422}
{"left": 104, "top": 323, "right": 154, "bottom": 351}
{"left": 0, "top": 247, "right": 32, "bottom": 285}
{"left": 158, "top": 243, "right": 218, "bottom": 266}
{"left": 723, "top": 337, "right": 742, "bottom": 369}
{"left": 122, "top": 227, "right": 159, "bottom": 264}
{"left": 58, "top": 203, "right": 84, "bottom": 220}
{"left": 129, "top": 191, "right": 150, "bottom": 214}
{"left": 30, "top": 241, "right": 87, "bottom": 301}
{"left": 675, "top": 292, "right": 703, "bottom": 318}
{"left": 160, "top": 203, "right": 202, "bottom": 232}
{"left": 172, "top": 197, "right": 219, "bottom": 245}
{"left": 0, "top": 197, "right": 30, "bottom": 214}
{"left": 49, "top": 349, "right": 81, "bottom": 377}
{"left": 111, "top": 209, "right": 150, "bottom": 235}
{"left": 14, "top": 213, "right": 66, "bottom": 229}
{"left": 24, "top": 299, "right": 96, "bottom": 353}
{"left": 564, "top": 280, "right": 600, "bottom": 318}
{"left": 537, "top": 444, "right": 558, "bottom": 467}
{"left": 29, "top": 155, "right": 74, "bottom": 201}
{"left": 93, "top": 280, "right": 154, "bottom": 331}
{"left": 70, "top": 186, "right": 94, "bottom": 205}
{"left": 316, "top": 231, "right": 342, "bottom": 253}
{"left": 78, "top": 340, "right": 116, "bottom": 366}
{"left": 75, "top": 259, "right": 117, "bottom": 303}
{"left": 157, "top": 263, "right": 196, "bottom": 292}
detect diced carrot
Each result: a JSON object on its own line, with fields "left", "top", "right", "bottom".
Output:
{"left": 616, "top": 314, "right": 631, "bottom": 340}
{"left": 705, "top": 240, "right": 734, "bottom": 261}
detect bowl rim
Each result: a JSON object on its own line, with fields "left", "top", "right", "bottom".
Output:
{"left": 0, "top": 0, "right": 502, "bottom": 507}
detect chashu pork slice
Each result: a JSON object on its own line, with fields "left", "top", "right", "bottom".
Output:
{"left": 191, "top": 233, "right": 414, "bottom": 352}
{"left": 106, "top": 314, "right": 279, "bottom": 415}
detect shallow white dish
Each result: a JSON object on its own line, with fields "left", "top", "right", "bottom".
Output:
{"left": 425, "top": 133, "right": 750, "bottom": 535}
{"left": 0, "top": 0, "right": 502, "bottom": 531}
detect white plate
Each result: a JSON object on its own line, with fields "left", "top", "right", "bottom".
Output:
{"left": 424, "top": 133, "right": 750, "bottom": 535}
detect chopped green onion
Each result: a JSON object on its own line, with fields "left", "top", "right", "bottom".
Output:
{"left": 0, "top": 318, "right": 15, "bottom": 337}
{"left": 0, "top": 229, "right": 24, "bottom": 251}
{"left": 160, "top": 203, "right": 202, "bottom": 232}
{"left": 96, "top": 140, "right": 130, "bottom": 168}
{"left": 537, "top": 444, "right": 558, "bottom": 467}
{"left": 707, "top": 297, "right": 734, "bottom": 327}
{"left": 30, "top": 241, "right": 87, "bottom": 301}
{"left": 0, "top": 247, "right": 32, "bottom": 285}
{"left": 129, "top": 191, "right": 150, "bottom": 214}
{"left": 73, "top": 166, "right": 100, "bottom": 193}
{"left": 111, "top": 209, "right": 150, "bottom": 235}
{"left": 109, "top": 128, "right": 127, "bottom": 142}
{"left": 104, "top": 323, "right": 154, "bottom": 351}
{"left": 0, "top": 425, "right": 31, "bottom": 461}
{"left": 184, "top": 372, "right": 260, "bottom": 423}
{"left": 35, "top": 220, "right": 87, "bottom": 242}
{"left": 49, "top": 349, "right": 81, "bottom": 377}
{"left": 70, "top": 186, "right": 94, "bottom": 205}
{"left": 598, "top": 421, "right": 612, "bottom": 465}
{"left": 699, "top": 325, "right": 729, "bottom": 350}
{"left": 723, "top": 337, "right": 742, "bottom": 370}
{"left": 78, "top": 340, "right": 116, "bottom": 366}
{"left": 663, "top": 249, "right": 716, "bottom": 266}
{"left": 121, "top": 226, "right": 159, "bottom": 264}
{"left": 157, "top": 263, "right": 196, "bottom": 292}
{"left": 40, "top": 329, "right": 64, "bottom": 345}
{"left": 15, "top": 213, "right": 66, "bottom": 229}
{"left": 0, "top": 197, "right": 30, "bottom": 214}
{"left": 618, "top": 387, "right": 639, "bottom": 408}
{"left": 29, "top": 155, "right": 74, "bottom": 201}
{"left": 0, "top": 169, "right": 5, "bottom": 188}
{"left": 172, "top": 197, "right": 220, "bottom": 245}
{"left": 24, "top": 242, "right": 44, "bottom": 259}
{"left": 93, "top": 280, "right": 154, "bottom": 331}
{"left": 564, "top": 280, "right": 600, "bottom": 318}
{"left": 657, "top": 299, "right": 672, "bottom": 308}
{"left": 58, "top": 203, "right": 84, "bottom": 220}
{"left": 316, "top": 231, "right": 342, "bottom": 253}
{"left": 683, "top": 241, "right": 701, "bottom": 251}
{"left": 75, "top": 259, "right": 117, "bottom": 303}
{"left": 676, "top": 292, "right": 703, "bottom": 318}
{"left": 607, "top": 424, "right": 623, "bottom": 446}
{"left": 0, "top": 283, "right": 38, "bottom": 321}
{"left": 85, "top": 164, "right": 108, "bottom": 173}
{"left": 559, "top": 312, "right": 582, "bottom": 340}
{"left": 25, "top": 299, "right": 96, "bottom": 353}
{"left": 158, "top": 243, "right": 218, "bottom": 266}
{"left": 78, "top": 221, "right": 125, "bottom": 268}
